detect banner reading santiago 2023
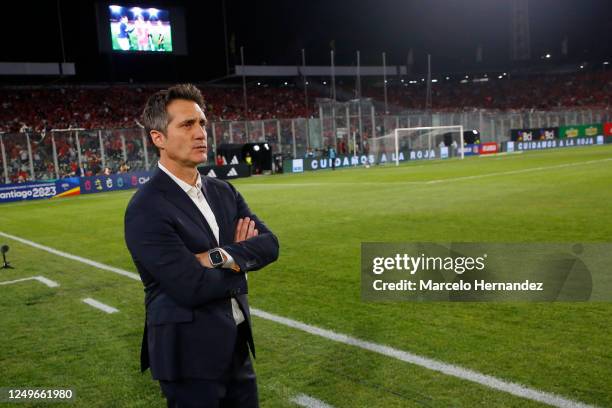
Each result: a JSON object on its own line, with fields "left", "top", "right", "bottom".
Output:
{"left": 0, "top": 178, "right": 81, "bottom": 204}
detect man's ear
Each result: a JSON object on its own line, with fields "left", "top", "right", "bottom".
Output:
{"left": 150, "top": 130, "right": 166, "bottom": 150}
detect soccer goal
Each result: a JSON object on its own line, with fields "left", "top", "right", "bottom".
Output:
{"left": 368, "top": 125, "right": 465, "bottom": 166}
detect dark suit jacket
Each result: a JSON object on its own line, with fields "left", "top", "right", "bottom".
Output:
{"left": 124, "top": 168, "right": 279, "bottom": 381}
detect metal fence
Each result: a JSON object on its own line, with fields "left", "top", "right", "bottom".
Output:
{"left": 1, "top": 106, "right": 610, "bottom": 184}
{"left": 395, "top": 107, "right": 611, "bottom": 145}
{"left": 316, "top": 103, "right": 610, "bottom": 156}
{"left": 0, "top": 128, "right": 157, "bottom": 184}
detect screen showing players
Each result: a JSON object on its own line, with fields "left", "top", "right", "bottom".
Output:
{"left": 109, "top": 5, "right": 173, "bottom": 52}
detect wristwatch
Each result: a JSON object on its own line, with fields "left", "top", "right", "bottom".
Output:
{"left": 208, "top": 249, "right": 225, "bottom": 268}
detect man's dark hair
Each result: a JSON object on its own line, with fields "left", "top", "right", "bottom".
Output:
{"left": 141, "top": 83, "right": 205, "bottom": 140}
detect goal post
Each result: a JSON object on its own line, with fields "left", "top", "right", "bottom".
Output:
{"left": 369, "top": 125, "right": 464, "bottom": 166}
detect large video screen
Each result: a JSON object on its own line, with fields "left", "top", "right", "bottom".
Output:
{"left": 108, "top": 5, "right": 173, "bottom": 52}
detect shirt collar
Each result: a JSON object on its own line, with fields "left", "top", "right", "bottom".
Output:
{"left": 158, "top": 161, "right": 202, "bottom": 194}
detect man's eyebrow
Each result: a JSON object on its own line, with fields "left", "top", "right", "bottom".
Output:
{"left": 177, "top": 117, "right": 202, "bottom": 126}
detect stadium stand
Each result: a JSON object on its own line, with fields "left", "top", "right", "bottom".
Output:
{"left": 0, "top": 86, "right": 317, "bottom": 133}
{"left": 1, "top": 70, "right": 610, "bottom": 133}
{"left": 363, "top": 70, "right": 612, "bottom": 111}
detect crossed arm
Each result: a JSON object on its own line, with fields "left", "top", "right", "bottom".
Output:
{"left": 195, "top": 217, "right": 259, "bottom": 269}
{"left": 125, "top": 184, "right": 278, "bottom": 307}
{"left": 201, "top": 185, "right": 279, "bottom": 274}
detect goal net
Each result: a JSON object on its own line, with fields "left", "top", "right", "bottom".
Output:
{"left": 367, "top": 125, "right": 464, "bottom": 166}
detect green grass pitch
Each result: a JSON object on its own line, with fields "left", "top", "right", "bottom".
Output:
{"left": 0, "top": 145, "right": 611, "bottom": 407}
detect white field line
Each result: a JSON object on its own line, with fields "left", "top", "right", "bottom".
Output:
{"left": 424, "top": 157, "right": 612, "bottom": 185}
{"left": 238, "top": 157, "right": 612, "bottom": 188}
{"left": 250, "top": 309, "right": 595, "bottom": 408}
{"left": 291, "top": 394, "right": 335, "bottom": 408}
{"left": 0, "top": 275, "right": 59, "bottom": 288}
{"left": 0, "top": 231, "right": 598, "bottom": 408}
{"left": 82, "top": 297, "right": 119, "bottom": 314}
{"left": 0, "top": 231, "right": 140, "bottom": 281}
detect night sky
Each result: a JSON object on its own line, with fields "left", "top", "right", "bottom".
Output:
{"left": 1, "top": 0, "right": 610, "bottom": 82}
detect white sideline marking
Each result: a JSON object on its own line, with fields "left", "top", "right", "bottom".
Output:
{"left": 239, "top": 157, "right": 612, "bottom": 188}
{"left": 424, "top": 157, "right": 612, "bottom": 184}
{"left": 0, "top": 231, "right": 140, "bottom": 281}
{"left": 291, "top": 394, "right": 335, "bottom": 408}
{"left": 82, "top": 297, "right": 119, "bottom": 314}
{"left": 0, "top": 275, "right": 59, "bottom": 288}
{"left": 0, "top": 231, "right": 597, "bottom": 408}
{"left": 252, "top": 309, "right": 595, "bottom": 408}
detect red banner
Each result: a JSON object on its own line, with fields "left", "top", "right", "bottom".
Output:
{"left": 604, "top": 122, "right": 612, "bottom": 136}
{"left": 479, "top": 142, "right": 498, "bottom": 154}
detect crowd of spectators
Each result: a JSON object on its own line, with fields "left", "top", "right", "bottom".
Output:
{"left": 2, "top": 130, "right": 141, "bottom": 183}
{"left": 362, "top": 70, "right": 612, "bottom": 112}
{"left": 1, "top": 70, "right": 610, "bottom": 183}
{"left": 1, "top": 71, "right": 609, "bottom": 134}
{"left": 0, "top": 85, "right": 317, "bottom": 134}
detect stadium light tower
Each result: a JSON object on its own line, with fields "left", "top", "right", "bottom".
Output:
{"left": 330, "top": 50, "right": 336, "bottom": 101}
{"left": 511, "top": 0, "right": 531, "bottom": 61}
{"left": 240, "top": 46, "right": 250, "bottom": 140}
{"left": 382, "top": 52, "right": 388, "bottom": 114}
{"left": 426, "top": 54, "right": 432, "bottom": 109}
{"left": 302, "top": 49, "right": 308, "bottom": 109}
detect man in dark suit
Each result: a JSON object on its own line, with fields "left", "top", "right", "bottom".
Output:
{"left": 124, "top": 84, "right": 279, "bottom": 407}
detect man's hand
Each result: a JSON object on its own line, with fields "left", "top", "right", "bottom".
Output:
{"left": 234, "top": 217, "right": 258, "bottom": 243}
{"left": 194, "top": 218, "right": 258, "bottom": 271}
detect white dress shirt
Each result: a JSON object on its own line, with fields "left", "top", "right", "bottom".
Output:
{"left": 158, "top": 162, "right": 245, "bottom": 325}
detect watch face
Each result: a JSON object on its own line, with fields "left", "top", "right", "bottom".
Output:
{"left": 210, "top": 250, "right": 224, "bottom": 265}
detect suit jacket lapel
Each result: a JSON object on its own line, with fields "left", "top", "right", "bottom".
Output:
{"left": 152, "top": 169, "right": 217, "bottom": 243}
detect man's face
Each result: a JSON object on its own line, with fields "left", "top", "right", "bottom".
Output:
{"left": 153, "top": 99, "right": 208, "bottom": 168}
